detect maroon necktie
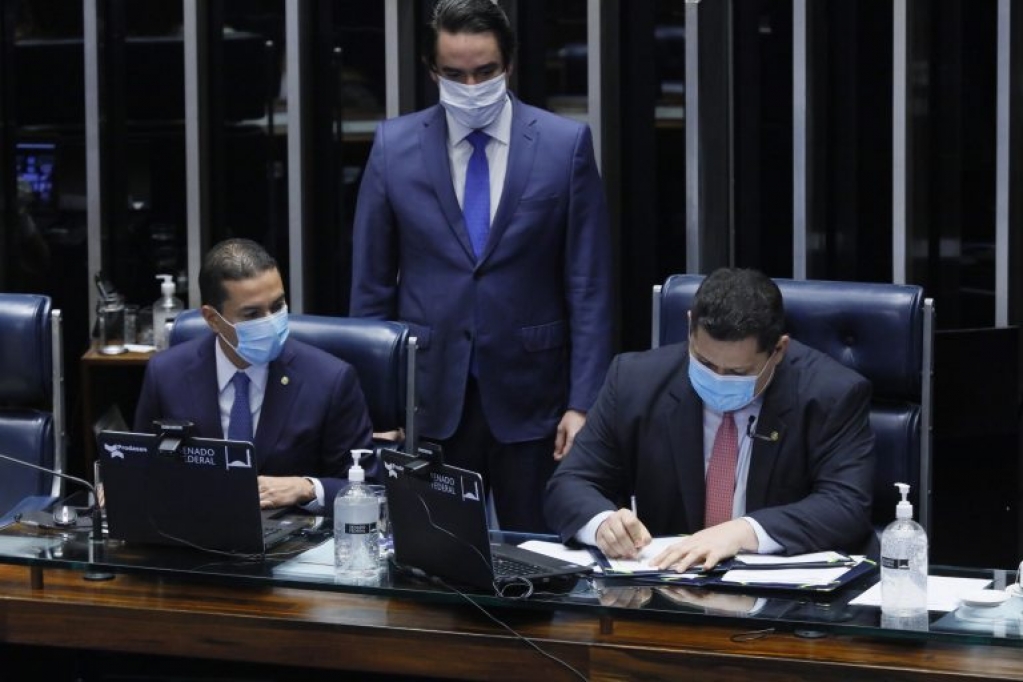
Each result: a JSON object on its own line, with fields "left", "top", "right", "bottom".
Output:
{"left": 704, "top": 412, "right": 738, "bottom": 527}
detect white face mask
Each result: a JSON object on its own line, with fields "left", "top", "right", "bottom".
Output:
{"left": 438, "top": 75, "right": 508, "bottom": 130}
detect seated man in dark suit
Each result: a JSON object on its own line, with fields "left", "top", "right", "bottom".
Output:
{"left": 134, "top": 238, "right": 373, "bottom": 511}
{"left": 545, "top": 267, "right": 875, "bottom": 571}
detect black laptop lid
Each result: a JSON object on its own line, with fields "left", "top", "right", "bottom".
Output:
{"left": 96, "top": 430, "right": 266, "bottom": 554}
{"left": 381, "top": 449, "right": 497, "bottom": 590}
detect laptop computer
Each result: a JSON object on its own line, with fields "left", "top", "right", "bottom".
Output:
{"left": 380, "top": 448, "right": 592, "bottom": 593}
{"left": 96, "top": 430, "right": 309, "bottom": 555}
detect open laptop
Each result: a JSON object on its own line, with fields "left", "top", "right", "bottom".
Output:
{"left": 380, "top": 448, "right": 591, "bottom": 593}
{"left": 96, "top": 430, "right": 309, "bottom": 554}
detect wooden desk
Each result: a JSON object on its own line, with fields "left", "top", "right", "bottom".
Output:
{"left": 1, "top": 564, "right": 1021, "bottom": 681}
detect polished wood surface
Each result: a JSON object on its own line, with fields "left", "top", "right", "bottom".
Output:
{"left": 1, "top": 564, "right": 1021, "bottom": 681}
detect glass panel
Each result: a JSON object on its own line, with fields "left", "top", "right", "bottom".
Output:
{"left": 215, "top": 1, "right": 287, "bottom": 270}
{"left": 102, "top": 1, "right": 188, "bottom": 316}
{"left": 514, "top": 0, "right": 589, "bottom": 120}
{"left": 910, "top": 0, "right": 997, "bottom": 329}
{"left": 308, "top": 0, "right": 386, "bottom": 313}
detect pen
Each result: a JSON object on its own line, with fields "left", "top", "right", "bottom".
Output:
{"left": 630, "top": 495, "right": 637, "bottom": 516}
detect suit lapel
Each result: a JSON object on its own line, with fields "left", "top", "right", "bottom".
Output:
{"left": 479, "top": 98, "right": 538, "bottom": 266}
{"left": 745, "top": 359, "right": 795, "bottom": 512}
{"left": 188, "top": 337, "right": 224, "bottom": 439}
{"left": 253, "top": 343, "right": 300, "bottom": 469}
{"left": 665, "top": 359, "right": 707, "bottom": 530}
{"left": 420, "top": 106, "right": 476, "bottom": 263}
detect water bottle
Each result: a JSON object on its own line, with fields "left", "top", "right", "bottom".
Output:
{"left": 880, "top": 482, "right": 928, "bottom": 618}
{"left": 334, "top": 450, "right": 380, "bottom": 582}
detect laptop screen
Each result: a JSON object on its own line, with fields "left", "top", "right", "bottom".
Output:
{"left": 381, "top": 449, "right": 498, "bottom": 589}
{"left": 96, "top": 430, "right": 267, "bottom": 554}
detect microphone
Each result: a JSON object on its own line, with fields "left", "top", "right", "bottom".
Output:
{"left": 0, "top": 451, "right": 105, "bottom": 544}
{"left": 746, "top": 415, "right": 779, "bottom": 443}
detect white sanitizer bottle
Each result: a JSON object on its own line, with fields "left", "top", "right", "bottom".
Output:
{"left": 880, "top": 482, "right": 928, "bottom": 618}
{"left": 334, "top": 450, "right": 379, "bottom": 582}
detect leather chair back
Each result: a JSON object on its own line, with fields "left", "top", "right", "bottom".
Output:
{"left": 170, "top": 310, "right": 414, "bottom": 434}
{"left": 0, "top": 294, "right": 65, "bottom": 522}
{"left": 653, "top": 275, "right": 935, "bottom": 532}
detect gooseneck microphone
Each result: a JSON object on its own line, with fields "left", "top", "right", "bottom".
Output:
{"left": 0, "top": 451, "right": 104, "bottom": 544}
{"left": 746, "top": 415, "right": 780, "bottom": 443}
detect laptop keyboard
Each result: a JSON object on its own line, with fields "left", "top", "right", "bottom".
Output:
{"left": 493, "top": 554, "right": 548, "bottom": 578}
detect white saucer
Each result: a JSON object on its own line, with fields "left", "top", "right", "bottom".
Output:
{"left": 960, "top": 589, "right": 1011, "bottom": 608}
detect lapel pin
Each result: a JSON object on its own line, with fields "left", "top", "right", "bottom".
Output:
{"left": 281, "top": 376, "right": 289, "bottom": 386}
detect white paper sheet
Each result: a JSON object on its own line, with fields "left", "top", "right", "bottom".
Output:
{"left": 850, "top": 576, "right": 992, "bottom": 612}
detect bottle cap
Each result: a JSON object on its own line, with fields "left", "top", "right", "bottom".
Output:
{"left": 348, "top": 449, "right": 372, "bottom": 483}
{"left": 156, "top": 274, "right": 175, "bottom": 297}
{"left": 894, "top": 482, "right": 913, "bottom": 519}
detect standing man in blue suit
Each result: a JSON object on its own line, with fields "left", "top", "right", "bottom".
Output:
{"left": 545, "top": 268, "right": 876, "bottom": 569}
{"left": 350, "top": 0, "right": 612, "bottom": 532}
{"left": 135, "top": 238, "right": 374, "bottom": 511}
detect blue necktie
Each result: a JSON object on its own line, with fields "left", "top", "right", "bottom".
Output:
{"left": 228, "top": 371, "right": 253, "bottom": 442}
{"left": 463, "top": 130, "right": 491, "bottom": 258}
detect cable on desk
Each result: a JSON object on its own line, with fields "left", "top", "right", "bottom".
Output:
{"left": 730, "top": 627, "right": 775, "bottom": 642}
{"left": 434, "top": 574, "right": 589, "bottom": 682}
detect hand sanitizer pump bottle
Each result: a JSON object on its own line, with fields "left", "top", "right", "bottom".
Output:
{"left": 152, "top": 274, "right": 184, "bottom": 350}
{"left": 880, "top": 482, "right": 928, "bottom": 618}
{"left": 334, "top": 450, "right": 379, "bottom": 582}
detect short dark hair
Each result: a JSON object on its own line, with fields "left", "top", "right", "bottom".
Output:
{"left": 199, "top": 238, "right": 279, "bottom": 311}
{"left": 690, "top": 268, "right": 785, "bottom": 353}
{"left": 424, "top": 0, "right": 516, "bottom": 72}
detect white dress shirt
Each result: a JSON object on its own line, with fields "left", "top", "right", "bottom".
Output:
{"left": 214, "top": 341, "right": 325, "bottom": 510}
{"left": 576, "top": 397, "right": 783, "bottom": 554}
{"left": 444, "top": 94, "right": 513, "bottom": 224}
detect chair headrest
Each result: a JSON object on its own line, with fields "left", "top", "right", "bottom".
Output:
{"left": 170, "top": 310, "right": 409, "bottom": 430}
{"left": 659, "top": 275, "right": 925, "bottom": 400}
{"left": 0, "top": 294, "right": 52, "bottom": 405}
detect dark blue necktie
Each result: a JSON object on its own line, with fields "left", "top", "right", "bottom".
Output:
{"left": 463, "top": 130, "right": 491, "bottom": 258}
{"left": 228, "top": 371, "right": 253, "bottom": 442}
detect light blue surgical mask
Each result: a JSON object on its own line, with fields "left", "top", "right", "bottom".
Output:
{"left": 438, "top": 74, "right": 508, "bottom": 130}
{"left": 688, "top": 345, "right": 777, "bottom": 413}
{"left": 217, "top": 306, "right": 289, "bottom": 366}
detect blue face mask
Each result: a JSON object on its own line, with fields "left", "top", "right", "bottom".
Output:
{"left": 688, "top": 345, "right": 777, "bottom": 413}
{"left": 218, "top": 306, "right": 290, "bottom": 366}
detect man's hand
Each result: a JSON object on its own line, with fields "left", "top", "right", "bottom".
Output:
{"left": 553, "top": 409, "right": 586, "bottom": 460}
{"left": 257, "top": 475, "right": 315, "bottom": 509}
{"left": 649, "top": 518, "right": 758, "bottom": 572}
{"left": 596, "top": 509, "right": 652, "bottom": 559}
{"left": 658, "top": 586, "right": 757, "bottom": 615}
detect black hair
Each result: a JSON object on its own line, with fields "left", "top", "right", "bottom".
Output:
{"left": 198, "top": 238, "right": 278, "bottom": 311}
{"left": 690, "top": 268, "right": 786, "bottom": 353}
{"left": 424, "top": 0, "right": 516, "bottom": 72}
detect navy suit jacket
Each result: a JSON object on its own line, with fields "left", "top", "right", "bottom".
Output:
{"left": 350, "top": 98, "right": 612, "bottom": 442}
{"left": 134, "top": 335, "right": 374, "bottom": 504}
{"left": 545, "top": 340, "right": 876, "bottom": 555}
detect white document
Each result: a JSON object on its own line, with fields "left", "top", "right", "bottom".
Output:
{"left": 272, "top": 539, "right": 336, "bottom": 581}
{"left": 850, "top": 575, "right": 993, "bottom": 612}
{"left": 734, "top": 550, "right": 850, "bottom": 566}
{"left": 517, "top": 540, "right": 596, "bottom": 567}
{"left": 722, "top": 565, "right": 853, "bottom": 586}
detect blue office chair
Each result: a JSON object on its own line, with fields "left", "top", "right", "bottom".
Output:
{"left": 652, "top": 275, "right": 935, "bottom": 534}
{"left": 0, "top": 294, "right": 66, "bottom": 525}
{"left": 170, "top": 310, "right": 419, "bottom": 449}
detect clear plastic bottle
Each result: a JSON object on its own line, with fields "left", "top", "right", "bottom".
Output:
{"left": 334, "top": 450, "right": 380, "bottom": 582}
{"left": 880, "top": 482, "right": 928, "bottom": 617}
{"left": 152, "top": 274, "right": 184, "bottom": 350}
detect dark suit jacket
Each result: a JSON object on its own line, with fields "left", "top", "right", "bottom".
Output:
{"left": 134, "top": 335, "right": 374, "bottom": 504}
{"left": 545, "top": 340, "right": 876, "bottom": 555}
{"left": 350, "top": 97, "right": 612, "bottom": 442}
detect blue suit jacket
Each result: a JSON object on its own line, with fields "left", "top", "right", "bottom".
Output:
{"left": 350, "top": 98, "right": 612, "bottom": 442}
{"left": 133, "top": 335, "right": 374, "bottom": 504}
{"left": 545, "top": 341, "right": 877, "bottom": 555}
